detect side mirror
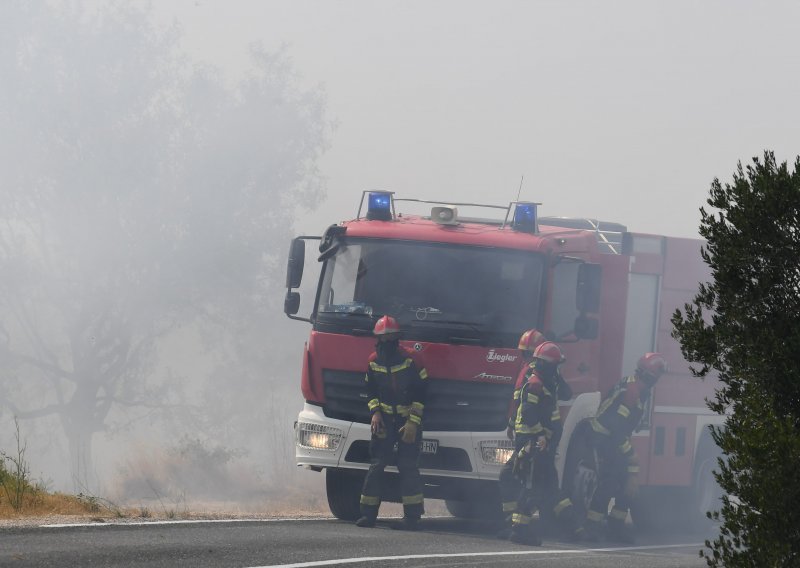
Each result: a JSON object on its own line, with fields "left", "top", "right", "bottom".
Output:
{"left": 286, "top": 238, "right": 305, "bottom": 289}
{"left": 284, "top": 291, "right": 301, "bottom": 316}
{"left": 576, "top": 263, "right": 602, "bottom": 313}
{"left": 574, "top": 315, "right": 599, "bottom": 339}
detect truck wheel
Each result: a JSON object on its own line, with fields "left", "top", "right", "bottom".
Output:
{"left": 445, "top": 498, "right": 503, "bottom": 520}
{"left": 326, "top": 468, "right": 364, "bottom": 521}
{"left": 631, "top": 449, "right": 724, "bottom": 534}
{"left": 445, "top": 500, "right": 471, "bottom": 519}
{"left": 562, "top": 421, "right": 598, "bottom": 521}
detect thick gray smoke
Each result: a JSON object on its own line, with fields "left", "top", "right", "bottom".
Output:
{"left": 0, "top": 0, "right": 328, "bottom": 510}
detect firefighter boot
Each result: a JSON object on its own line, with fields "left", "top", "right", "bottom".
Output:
{"left": 606, "top": 518, "right": 636, "bottom": 544}
{"left": 508, "top": 524, "right": 542, "bottom": 546}
{"left": 355, "top": 516, "right": 376, "bottom": 528}
{"left": 581, "top": 517, "right": 603, "bottom": 542}
{"left": 391, "top": 516, "right": 420, "bottom": 531}
{"left": 553, "top": 499, "right": 586, "bottom": 542}
{"left": 495, "top": 512, "right": 514, "bottom": 539}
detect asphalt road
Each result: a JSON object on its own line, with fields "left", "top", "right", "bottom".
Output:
{"left": 0, "top": 517, "right": 710, "bottom": 568}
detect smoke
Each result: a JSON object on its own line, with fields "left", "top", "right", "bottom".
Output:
{"left": 0, "top": 0, "right": 329, "bottom": 512}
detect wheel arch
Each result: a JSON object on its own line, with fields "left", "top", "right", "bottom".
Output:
{"left": 556, "top": 391, "right": 600, "bottom": 485}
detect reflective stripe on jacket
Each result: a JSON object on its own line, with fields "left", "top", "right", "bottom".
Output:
{"left": 513, "top": 371, "right": 558, "bottom": 440}
{"left": 364, "top": 346, "right": 428, "bottom": 424}
{"left": 591, "top": 375, "right": 651, "bottom": 465}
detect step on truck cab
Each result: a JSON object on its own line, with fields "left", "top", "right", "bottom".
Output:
{"left": 284, "top": 191, "right": 722, "bottom": 524}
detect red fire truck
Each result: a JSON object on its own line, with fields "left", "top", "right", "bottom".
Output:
{"left": 284, "top": 191, "right": 723, "bottom": 526}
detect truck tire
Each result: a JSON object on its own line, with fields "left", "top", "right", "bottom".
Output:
{"left": 444, "top": 500, "right": 471, "bottom": 519}
{"left": 631, "top": 443, "right": 723, "bottom": 533}
{"left": 630, "top": 488, "right": 684, "bottom": 533}
{"left": 326, "top": 468, "right": 364, "bottom": 521}
{"left": 444, "top": 498, "right": 503, "bottom": 520}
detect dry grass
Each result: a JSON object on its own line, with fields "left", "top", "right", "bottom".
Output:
{"left": 0, "top": 492, "right": 92, "bottom": 517}
{"left": 1, "top": 433, "right": 448, "bottom": 526}
{"left": 0, "top": 487, "right": 450, "bottom": 527}
{"left": 0, "top": 491, "right": 118, "bottom": 525}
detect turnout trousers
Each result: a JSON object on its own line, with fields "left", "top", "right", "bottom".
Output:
{"left": 499, "top": 439, "right": 548, "bottom": 532}
{"left": 359, "top": 416, "right": 424, "bottom": 520}
{"left": 500, "top": 443, "right": 578, "bottom": 537}
{"left": 586, "top": 432, "right": 633, "bottom": 531}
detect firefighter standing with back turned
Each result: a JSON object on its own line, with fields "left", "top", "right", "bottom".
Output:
{"left": 582, "top": 352, "right": 667, "bottom": 542}
{"left": 356, "top": 315, "right": 429, "bottom": 530}
{"left": 498, "top": 340, "right": 565, "bottom": 545}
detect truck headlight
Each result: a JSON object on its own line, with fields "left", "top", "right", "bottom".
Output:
{"left": 296, "top": 422, "right": 343, "bottom": 451}
{"left": 480, "top": 439, "right": 514, "bottom": 465}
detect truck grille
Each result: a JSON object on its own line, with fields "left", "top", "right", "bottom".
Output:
{"left": 322, "top": 369, "right": 513, "bottom": 432}
{"left": 344, "top": 441, "right": 472, "bottom": 472}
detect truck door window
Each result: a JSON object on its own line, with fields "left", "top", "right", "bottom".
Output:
{"left": 621, "top": 272, "right": 660, "bottom": 430}
{"left": 551, "top": 260, "right": 581, "bottom": 338}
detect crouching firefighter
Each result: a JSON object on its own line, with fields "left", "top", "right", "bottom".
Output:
{"left": 498, "top": 341, "right": 566, "bottom": 545}
{"left": 582, "top": 352, "right": 667, "bottom": 543}
{"left": 356, "top": 315, "right": 429, "bottom": 531}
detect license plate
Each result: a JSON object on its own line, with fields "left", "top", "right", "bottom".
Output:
{"left": 421, "top": 439, "right": 438, "bottom": 454}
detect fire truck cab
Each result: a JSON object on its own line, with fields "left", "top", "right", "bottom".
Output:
{"left": 285, "top": 191, "right": 722, "bottom": 525}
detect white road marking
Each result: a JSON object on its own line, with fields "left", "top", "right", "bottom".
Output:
{"left": 248, "top": 543, "right": 704, "bottom": 568}
{"left": 594, "top": 543, "right": 704, "bottom": 552}
{"left": 249, "top": 550, "right": 584, "bottom": 568}
{"left": 35, "top": 519, "right": 702, "bottom": 567}
{"left": 39, "top": 515, "right": 454, "bottom": 528}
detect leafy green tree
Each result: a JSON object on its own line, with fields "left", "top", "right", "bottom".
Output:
{"left": 672, "top": 151, "right": 800, "bottom": 566}
{"left": 0, "top": 1, "right": 328, "bottom": 491}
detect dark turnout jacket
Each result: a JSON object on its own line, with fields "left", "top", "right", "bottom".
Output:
{"left": 364, "top": 345, "right": 428, "bottom": 426}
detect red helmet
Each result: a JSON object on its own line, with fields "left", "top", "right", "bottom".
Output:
{"left": 637, "top": 353, "right": 667, "bottom": 380}
{"left": 532, "top": 341, "right": 564, "bottom": 364}
{"left": 518, "top": 329, "right": 546, "bottom": 352}
{"left": 373, "top": 315, "right": 401, "bottom": 336}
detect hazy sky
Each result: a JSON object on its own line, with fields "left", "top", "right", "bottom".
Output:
{"left": 156, "top": 0, "right": 800, "bottom": 239}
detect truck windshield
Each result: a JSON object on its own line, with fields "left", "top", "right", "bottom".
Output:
{"left": 315, "top": 238, "right": 544, "bottom": 346}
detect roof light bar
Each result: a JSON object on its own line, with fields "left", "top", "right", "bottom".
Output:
{"left": 512, "top": 202, "right": 538, "bottom": 233}
{"left": 362, "top": 190, "right": 394, "bottom": 221}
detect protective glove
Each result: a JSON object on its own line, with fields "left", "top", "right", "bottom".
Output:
{"left": 512, "top": 442, "right": 532, "bottom": 479}
{"left": 623, "top": 474, "right": 639, "bottom": 499}
{"left": 399, "top": 419, "right": 418, "bottom": 444}
{"left": 506, "top": 426, "right": 515, "bottom": 441}
{"left": 370, "top": 411, "right": 385, "bottom": 435}
{"left": 535, "top": 435, "right": 547, "bottom": 452}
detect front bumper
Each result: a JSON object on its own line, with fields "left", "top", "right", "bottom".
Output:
{"left": 294, "top": 402, "right": 512, "bottom": 481}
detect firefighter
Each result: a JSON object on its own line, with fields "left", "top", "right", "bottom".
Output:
{"left": 498, "top": 341, "right": 564, "bottom": 545}
{"left": 355, "top": 315, "right": 429, "bottom": 531}
{"left": 505, "top": 329, "right": 547, "bottom": 441}
{"left": 505, "top": 331, "right": 580, "bottom": 540}
{"left": 583, "top": 352, "right": 668, "bottom": 542}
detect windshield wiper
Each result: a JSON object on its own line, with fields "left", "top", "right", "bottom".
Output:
{"left": 448, "top": 336, "right": 485, "bottom": 345}
{"left": 318, "top": 311, "right": 375, "bottom": 319}
{"left": 315, "top": 312, "right": 375, "bottom": 336}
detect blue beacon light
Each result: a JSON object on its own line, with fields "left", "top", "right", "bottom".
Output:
{"left": 512, "top": 202, "right": 538, "bottom": 233}
{"left": 367, "top": 191, "right": 393, "bottom": 220}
